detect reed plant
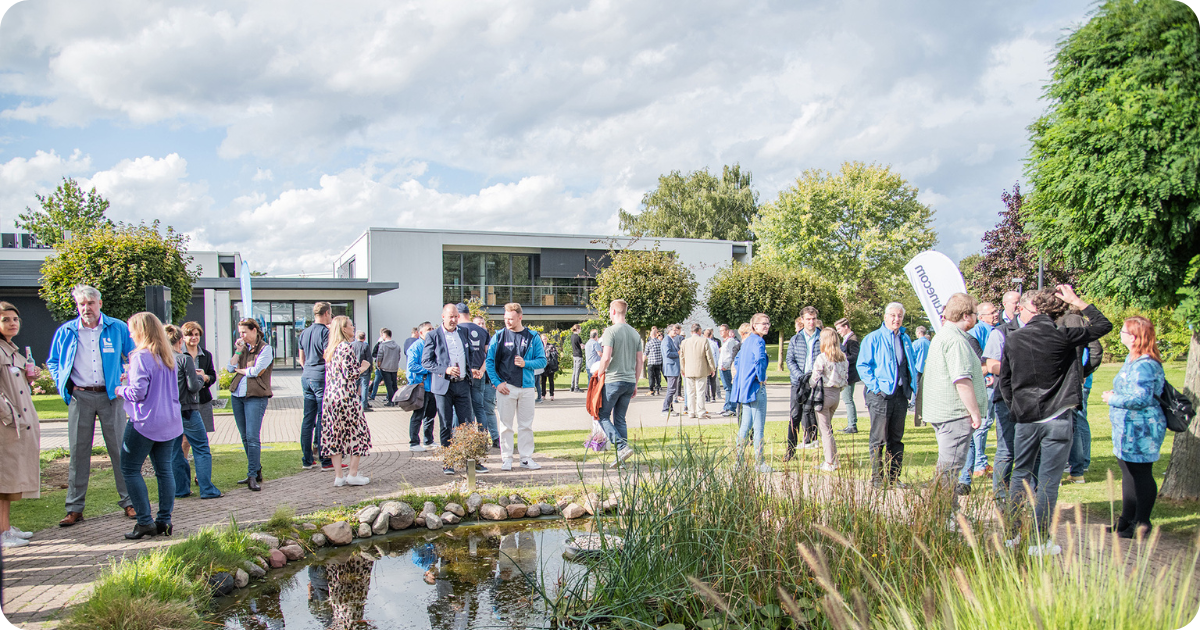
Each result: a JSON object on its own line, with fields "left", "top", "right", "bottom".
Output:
{"left": 548, "top": 435, "right": 1200, "bottom": 630}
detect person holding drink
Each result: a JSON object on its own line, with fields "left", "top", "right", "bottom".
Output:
{"left": 0, "top": 302, "right": 40, "bottom": 548}
{"left": 227, "top": 318, "right": 273, "bottom": 491}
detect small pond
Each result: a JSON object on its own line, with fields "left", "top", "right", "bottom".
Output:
{"left": 211, "top": 520, "right": 594, "bottom": 630}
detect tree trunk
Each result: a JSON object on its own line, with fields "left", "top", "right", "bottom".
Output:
{"left": 1159, "top": 330, "right": 1200, "bottom": 500}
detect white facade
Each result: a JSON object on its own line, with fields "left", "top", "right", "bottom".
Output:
{"left": 334, "top": 227, "right": 752, "bottom": 337}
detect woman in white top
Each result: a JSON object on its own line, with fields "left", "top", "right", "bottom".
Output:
{"left": 809, "top": 328, "right": 849, "bottom": 471}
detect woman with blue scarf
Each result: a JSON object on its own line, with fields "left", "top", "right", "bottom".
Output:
{"left": 731, "top": 313, "right": 772, "bottom": 473}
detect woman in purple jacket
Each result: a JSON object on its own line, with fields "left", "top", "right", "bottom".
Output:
{"left": 116, "top": 312, "right": 184, "bottom": 540}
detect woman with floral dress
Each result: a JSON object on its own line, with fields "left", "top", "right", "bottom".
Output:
{"left": 1102, "top": 315, "right": 1167, "bottom": 539}
{"left": 322, "top": 316, "right": 372, "bottom": 487}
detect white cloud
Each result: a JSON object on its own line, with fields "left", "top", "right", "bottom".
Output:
{"left": 252, "top": 168, "right": 272, "bottom": 182}
{"left": 0, "top": 149, "right": 91, "bottom": 229}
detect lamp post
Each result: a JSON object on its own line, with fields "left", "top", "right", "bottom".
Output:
{"left": 1012, "top": 277, "right": 1024, "bottom": 295}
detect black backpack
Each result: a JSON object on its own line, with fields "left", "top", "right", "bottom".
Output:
{"left": 1158, "top": 381, "right": 1196, "bottom": 433}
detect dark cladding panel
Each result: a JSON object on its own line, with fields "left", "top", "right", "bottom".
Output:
{"left": 539, "top": 248, "right": 587, "bottom": 278}
{"left": 585, "top": 250, "right": 613, "bottom": 277}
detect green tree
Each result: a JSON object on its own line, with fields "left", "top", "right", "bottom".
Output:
{"left": 40, "top": 222, "right": 200, "bottom": 324}
{"left": 16, "top": 177, "right": 113, "bottom": 247}
{"left": 753, "top": 161, "right": 938, "bottom": 323}
{"left": 959, "top": 253, "right": 985, "bottom": 296}
{"left": 619, "top": 164, "right": 758, "bottom": 241}
{"left": 589, "top": 249, "right": 698, "bottom": 331}
{"left": 972, "top": 183, "right": 1076, "bottom": 302}
{"left": 1023, "top": 0, "right": 1200, "bottom": 499}
{"left": 705, "top": 260, "right": 843, "bottom": 366}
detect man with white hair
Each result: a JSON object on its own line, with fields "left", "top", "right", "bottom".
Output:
{"left": 856, "top": 302, "right": 920, "bottom": 489}
{"left": 46, "top": 285, "right": 138, "bottom": 526}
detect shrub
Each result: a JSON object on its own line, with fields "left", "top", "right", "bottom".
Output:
{"left": 442, "top": 423, "right": 491, "bottom": 469}
{"left": 32, "top": 364, "right": 58, "bottom": 395}
{"left": 218, "top": 369, "right": 235, "bottom": 391}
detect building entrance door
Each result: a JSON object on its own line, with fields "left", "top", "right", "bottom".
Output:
{"left": 272, "top": 323, "right": 296, "bottom": 368}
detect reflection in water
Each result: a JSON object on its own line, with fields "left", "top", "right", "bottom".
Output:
{"left": 214, "top": 522, "right": 578, "bottom": 630}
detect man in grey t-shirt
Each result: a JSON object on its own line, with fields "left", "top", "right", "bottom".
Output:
{"left": 595, "top": 299, "right": 643, "bottom": 467}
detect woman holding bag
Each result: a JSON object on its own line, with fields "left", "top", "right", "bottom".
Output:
{"left": 807, "top": 328, "right": 848, "bottom": 471}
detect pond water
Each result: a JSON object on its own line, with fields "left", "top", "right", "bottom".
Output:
{"left": 211, "top": 520, "right": 589, "bottom": 630}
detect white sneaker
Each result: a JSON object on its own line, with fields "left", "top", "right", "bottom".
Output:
{"left": 346, "top": 475, "right": 370, "bottom": 486}
{"left": 501, "top": 458, "right": 513, "bottom": 471}
{"left": 7, "top": 526, "right": 32, "bottom": 539}
{"left": 1, "top": 532, "right": 29, "bottom": 548}
{"left": 1004, "top": 535, "right": 1022, "bottom": 549}
{"left": 610, "top": 446, "right": 634, "bottom": 468}
{"left": 1027, "top": 541, "right": 1062, "bottom": 557}
{"left": 410, "top": 445, "right": 426, "bottom": 452}
{"left": 757, "top": 463, "right": 774, "bottom": 474}
{"left": 520, "top": 459, "right": 541, "bottom": 470}
{"left": 801, "top": 442, "right": 820, "bottom": 450}
{"left": 334, "top": 476, "right": 346, "bottom": 487}
{"left": 818, "top": 462, "right": 838, "bottom": 472}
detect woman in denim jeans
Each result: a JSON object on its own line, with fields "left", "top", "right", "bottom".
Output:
{"left": 731, "top": 314, "right": 771, "bottom": 473}
{"left": 227, "top": 318, "right": 274, "bottom": 491}
{"left": 165, "top": 325, "right": 222, "bottom": 499}
{"left": 115, "top": 312, "right": 183, "bottom": 540}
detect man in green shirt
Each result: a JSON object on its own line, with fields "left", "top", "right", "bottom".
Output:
{"left": 922, "top": 293, "right": 985, "bottom": 516}
{"left": 596, "top": 299, "right": 643, "bottom": 467}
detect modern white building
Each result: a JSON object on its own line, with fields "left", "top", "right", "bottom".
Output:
{"left": 334, "top": 227, "right": 753, "bottom": 336}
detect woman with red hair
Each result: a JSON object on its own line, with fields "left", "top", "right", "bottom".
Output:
{"left": 1101, "top": 316, "right": 1167, "bottom": 539}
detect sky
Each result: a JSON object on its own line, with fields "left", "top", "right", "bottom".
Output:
{"left": 0, "top": 0, "right": 1195, "bottom": 275}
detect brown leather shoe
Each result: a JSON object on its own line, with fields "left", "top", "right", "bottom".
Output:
{"left": 59, "top": 511, "right": 85, "bottom": 527}
{"left": 124, "top": 506, "right": 138, "bottom": 519}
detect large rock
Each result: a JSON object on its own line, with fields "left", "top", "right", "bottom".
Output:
{"left": 357, "top": 505, "right": 382, "bottom": 524}
{"left": 209, "top": 572, "right": 236, "bottom": 595}
{"left": 310, "top": 533, "right": 328, "bottom": 547}
{"left": 583, "top": 493, "right": 601, "bottom": 515}
{"left": 249, "top": 533, "right": 280, "bottom": 549}
{"left": 525, "top": 504, "right": 541, "bottom": 518}
{"left": 379, "top": 501, "right": 403, "bottom": 517}
{"left": 440, "top": 511, "right": 461, "bottom": 525}
{"left": 322, "top": 521, "right": 354, "bottom": 546}
{"left": 508, "top": 494, "right": 524, "bottom": 505}
{"left": 601, "top": 498, "right": 618, "bottom": 513}
{"left": 555, "top": 496, "right": 574, "bottom": 512}
{"left": 535, "top": 502, "right": 555, "bottom": 515}
{"left": 480, "top": 503, "right": 508, "bottom": 521}
{"left": 234, "top": 568, "right": 250, "bottom": 589}
{"left": 466, "top": 493, "right": 483, "bottom": 514}
{"left": 498, "top": 495, "right": 511, "bottom": 507}
{"left": 371, "top": 511, "right": 390, "bottom": 535}
{"left": 425, "top": 513, "right": 443, "bottom": 530}
{"left": 268, "top": 549, "right": 287, "bottom": 569}
{"left": 280, "top": 545, "right": 305, "bottom": 561}
{"left": 445, "top": 503, "right": 466, "bottom": 517}
{"left": 357, "top": 522, "right": 372, "bottom": 538}
{"left": 254, "top": 556, "right": 269, "bottom": 571}
{"left": 415, "top": 515, "right": 426, "bottom": 527}
{"left": 302, "top": 522, "right": 318, "bottom": 531}
{"left": 391, "top": 502, "right": 416, "bottom": 528}
{"left": 243, "top": 561, "right": 266, "bottom": 579}
{"left": 562, "top": 503, "right": 587, "bottom": 519}
{"left": 422, "top": 501, "right": 438, "bottom": 516}
{"left": 506, "top": 504, "right": 527, "bottom": 518}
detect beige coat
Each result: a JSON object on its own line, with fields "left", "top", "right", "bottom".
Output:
{"left": 679, "top": 335, "right": 716, "bottom": 378}
{"left": 0, "top": 338, "right": 40, "bottom": 497}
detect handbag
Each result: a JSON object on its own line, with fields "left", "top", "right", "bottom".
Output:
{"left": 393, "top": 381, "right": 426, "bottom": 412}
{"left": 1159, "top": 380, "right": 1196, "bottom": 433}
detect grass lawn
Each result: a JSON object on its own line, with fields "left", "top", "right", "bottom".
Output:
{"left": 12, "top": 443, "right": 302, "bottom": 533}
{"left": 539, "top": 362, "right": 1199, "bottom": 536}
{"left": 33, "top": 390, "right": 233, "bottom": 420}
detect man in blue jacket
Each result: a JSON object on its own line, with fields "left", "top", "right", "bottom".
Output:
{"left": 406, "top": 322, "right": 436, "bottom": 452}
{"left": 660, "top": 324, "right": 682, "bottom": 415}
{"left": 856, "top": 302, "right": 920, "bottom": 489}
{"left": 45, "top": 285, "right": 138, "bottom": 526}
{"left": 485, "top": 303, "right": 546, "bottom": 471}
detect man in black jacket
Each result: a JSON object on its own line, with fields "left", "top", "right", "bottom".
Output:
{"left": 569, "top": 324, "right": 585, "bottom": 392}
{"left": 999, "top": 284, "right": 1111, "bottom": 555}
{"left": 835, "top": 318, "right": 861, "bottom": 433}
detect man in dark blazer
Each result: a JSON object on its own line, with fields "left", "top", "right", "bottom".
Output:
{"left": 422, "top": 304, "right": 484, "bottom": 474}
{"left": 835, "top": 318, "right": 861, "bottom": 433}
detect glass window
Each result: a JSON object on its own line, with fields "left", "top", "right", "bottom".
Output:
{"left": 463, "top": 253, "right": 483, "bottom": 298}
{"left": 444, "top": 285, "right": 462, "bottom": 304}
{"left": 511, "top": 286, "right": 532, "bottom": 305}
{"left": 486, "top": 285, "right": 510, "bottom": 306}
{"left": 485, "top": 253, "right": 510, "bottom": 285}
{"left": 295, "top": 303, "right": 315, "bottom": 328}
{"left": 270, "top": 302, "right": 293, "bottom": 323}
{"left": 512, "top": 255, "right": 531, "bottom": 285}
{"left": 443, "top": 253, "right": 461, "bottom": 286}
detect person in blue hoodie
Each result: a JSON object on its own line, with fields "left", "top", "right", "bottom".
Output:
{"left": 45, "top": 285, "right": 138, "bottom": 526}
{"left": 856, "top": 302, "right": 920, "bottom": 489}
{"left": 485, "top": 303, "right": 546, "bottom": 472}
{"left": 406, "top": 322, "right": 436, "bottom": 453}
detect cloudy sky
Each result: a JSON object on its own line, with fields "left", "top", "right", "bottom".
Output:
{"left": 1, "top": 0, "right": 1191, "bottom": 275}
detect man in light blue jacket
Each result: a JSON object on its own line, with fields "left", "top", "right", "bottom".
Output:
{"left": 660, "top": 324, "right": 682, "bottom": 415}
{"left": 45, "top": 285, "right": 137, "bottom": 526}
{"left": 856, "top": 302, "right": 920, "bottom": 489}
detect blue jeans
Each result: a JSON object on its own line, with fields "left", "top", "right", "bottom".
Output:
{"left": 841, "top": 381, "right": 859, "bottom": 430}
{"left": 737, "top": 384, "right": 767, "bottom": 464}
{"left": 720, "top": 370, "right": 737, "bottom": 413}
{"left": 172, "top": 409, "right": 221, "bottom": 498}
{"left": 471, "top": 378, "right": 499, "bottom": 442}
{"left": 300, "top": 375, "right": 330, "bottom": 467}
{"left": 598, "top": 380, "right": 636, "bottom": 450}
{"left": 1068, "top": 387, "right": 1091, "bottom": 475}
{"left": 360, "top": 374, "right": 371, "bottom": 410}
{"left": 120, "top": 423, "right": 176, "bottom": 527}
{"left": 991, "top": 397, "right": 1016, "bottom": 499}
{"left": 1009, "top": 411, "right": 1074, "bottom": 534}
{"left": 232, "top": 395, "right": 268, "bottom": 476}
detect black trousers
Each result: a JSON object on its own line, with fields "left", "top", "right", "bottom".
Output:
{"left": 865, "top": 389, "right": 907, "bottom": 482}
{"left": 1117, "top": 459, "right": 1157, "bottom": 530}
{"left": 408, "top": 392, "right": 436, "bottom": 446}
{"left": 435, "top": 379, "right": 475, "bottom": 447}
{"left": 707, "top": 373, "right": 718, "bottom": 400}
{"left": 787, "top": 378, "right": 819, "bottom": 456}
{"left": 662, "top": 375, "right": 681, "bottom": 411}
{"left": 648, "top": 364, "right": 662, "bottom": 393}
